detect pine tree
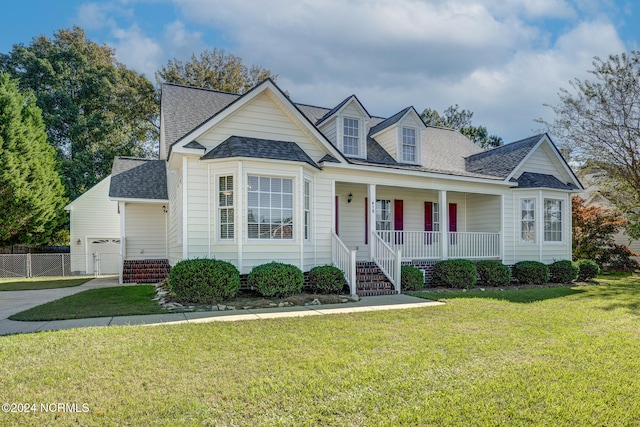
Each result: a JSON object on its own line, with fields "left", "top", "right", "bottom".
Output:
{"left": 0, "top": 73, "right": 66, "bottom": 245}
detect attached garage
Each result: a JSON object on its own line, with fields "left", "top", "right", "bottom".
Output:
{"left": 65, "top": 176, "right": 121, "bottom": 275}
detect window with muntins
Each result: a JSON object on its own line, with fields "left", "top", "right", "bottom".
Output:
{"left": 521, "top": 199, "right": 535, "bottom": 242}
{"left": 402, "top": 127, "right": 416, "bottom": 162}
{"left": 376, "top": 199, "right": 391, "bottom": 231}
{"left": 544, "top": 199, "right": 562, "bottom": 242}
{"left": 432, "top": 202, "right": 440, "bottom": 232}
{"left": 218, "top": 176, "right": 234, "bottom": 239}
{"left": 343, "top": 117, "right": 359, "bottom": 156}
{"left": 247, "top": 176, "right": 293, "bottom": 240}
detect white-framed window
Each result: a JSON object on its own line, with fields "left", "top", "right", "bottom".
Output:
{"left": 433, "top": 202, "right": 440, "bottom": 232}
{"left": 304, "top": 180, "right": 311, "bottom": 241}
{"left": 402, "top": 127, "right": 416, "bottom": 162}
{"left": 544, "top": 199, "right": 562, "bottom": 242}
{"left": 218, "top": 175, "right": 234, "bottom": 239}
{"left": 521, "top": 199, "right": 535, "bottom": 242}
{"left": 376, "top": 199, "right": 392, "bottom": 231}
{"left": 343, "top": 117, "right": 359, "bottom": 156}
{"left": 247, "top": 175, "right": 293, "bottom": 240}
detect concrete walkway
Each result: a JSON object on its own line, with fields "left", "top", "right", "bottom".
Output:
{"left": 0, "top": 277, "right": 444, "bottom": 336}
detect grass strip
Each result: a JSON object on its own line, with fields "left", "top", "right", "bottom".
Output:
{"left": 0, "top": 277, "right": 92, "bottom": 291}
{"left": 8, "top": 285, "right": 167, "bottom": 321}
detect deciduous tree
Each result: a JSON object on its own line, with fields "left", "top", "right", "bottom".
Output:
{"left": 0, "top": 73, "right": 66, "bottom": 245}
{"left": 156, "top": 48, "right": 277, "bottom": 94}
{"left": 0, "top": 26, "right": 157, "bottom": 201}
{"left": 572, "top": 195, "right": 638, "bottom": 271}
{"left": 421, "top": 104, "right": 503, "bottom": 149}
{"left": 544, "top": 52, "right": 640, "bottom": 238}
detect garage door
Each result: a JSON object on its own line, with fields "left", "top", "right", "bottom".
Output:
{"left": 89, "top": 238, "right": 121, "bottom": 275}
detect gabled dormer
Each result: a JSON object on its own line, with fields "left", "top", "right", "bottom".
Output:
{"left": 369, "top": 107, "right": 425, "bottom": 165}
{"left": 316, "top": 95, "right": 370, "bottom": 159}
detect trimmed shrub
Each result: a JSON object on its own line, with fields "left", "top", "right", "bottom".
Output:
{"left": 169, "top": 258, "right": 239, "bottom": 303}
{"left": 308, "top": 265, "right": 346, "bottom": 294}
{"left": 549, "top": 260, "right": 578, "bottom": 283}
{"left": 432, "top": 259, "right": 477, "bottom": 289}
{"left": 476, "top": 260, "right": 511, "bottom": 287}
{"left": 249, "top": 262, "right": 304, "bottom": 298}
{"left": 512, "top": 261, "right": 549, "bottom": 285}
{"left": 401, "top": 265, "right": 425, "bottom": 291}
{"left": 575, "top": 259, "right": 600, "bottom": 281}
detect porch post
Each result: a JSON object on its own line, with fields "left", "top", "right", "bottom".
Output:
{"left": 118, "top": 201, "right": 126, "bottom": 284}
{"left": 368, "top": 184, "right": 376, "bottom": 260}
{"left": 439, "top": 190, "right": 448, "bottom": 260}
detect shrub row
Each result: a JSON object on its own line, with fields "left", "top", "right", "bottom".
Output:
{"left": 169, "top": 260, "right": 347, "bottom": 303}
{"left": 428, "top": 258, "right": 599, "bottom": 289}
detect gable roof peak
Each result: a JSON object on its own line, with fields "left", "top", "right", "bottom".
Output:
{"left": 315, "top": 94, "right": 371, "bottom": 126}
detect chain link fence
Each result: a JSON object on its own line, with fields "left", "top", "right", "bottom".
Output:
{"left": 0, "top": 254, "right": 71, "bottom": 279}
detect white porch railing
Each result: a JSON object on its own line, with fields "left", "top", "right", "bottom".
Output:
{"left": 372, "top": 232, "right": 402, "bottom": 293}
{"left": 332, "top": 232, "right": 357, "bottom": 295}
{"left": 377, "top": 231, "right": 441, "bottom": 259}
{"left": 377, "top": 231, "right": 500, "bottom": 260}
{"left": 447, "top": 232, "right": 501, "bottom": 259}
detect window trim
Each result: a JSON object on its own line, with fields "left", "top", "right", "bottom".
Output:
{"left": 304, "top": 179, "right": 311, "bottom": 242}
{"left": 401, "top": 126, "right": 418, "bottom": 163}
{"left": 342, "top": 116, "right": 360, "bottom": 157}
{"left": 520, "top": 198, "right": 536, "bottom": 243}
{"left": 543, "top": 198, "right": 563, "bottom": 243}
{"left": 217, "top": 175, "right": 235, "bottom": 241}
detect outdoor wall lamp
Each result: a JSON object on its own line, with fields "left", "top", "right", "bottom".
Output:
{"left": 347, "top": 193, "right": 353, "bottom": 203}
{"left": 76, "top": 239, "right": 81, "bottom": 245}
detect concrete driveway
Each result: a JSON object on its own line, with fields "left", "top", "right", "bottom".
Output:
{"left": 0, "top": 276, "right": 123, "bottom": 320}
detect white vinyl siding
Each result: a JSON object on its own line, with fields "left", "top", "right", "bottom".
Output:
{"left": 66, "top": 176, "right": 120, "bottom": 274}
{"left": 125, "top": 203, "right": 166, "bottom": 260}
{"left": 196, "top": 92, "right": 328, "bottom": 161}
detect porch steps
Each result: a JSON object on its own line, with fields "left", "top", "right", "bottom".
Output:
{"left": 356, "top": 262, "right": 396, "bottom": 296}
{"left": 123, "top": 259, "right": 171, "bottom": 284}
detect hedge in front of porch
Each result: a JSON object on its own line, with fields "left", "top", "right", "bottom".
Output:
{"left": 432, "top": 259, "right": 477, "bottom": 289}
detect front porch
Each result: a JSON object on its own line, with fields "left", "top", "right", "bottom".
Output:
{"left": 331, "top": 182, "right": 503, "bottom": 295}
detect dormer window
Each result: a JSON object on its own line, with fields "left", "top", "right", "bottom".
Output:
{"left": 402, "top": 127, "right": 416, "bottom": 162}
{"left": 343, "top": 117, "right": 360, "bottom": 156}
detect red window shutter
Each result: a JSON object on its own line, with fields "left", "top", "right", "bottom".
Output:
{"left": 365, "top": 197, "right": 368, "bottom": 244}
{"left": 335, "top": 196, "right": 339, "bottom": 236}
{"left": 424, "top": 202, "right": 433, "bottom": 231}
{"left": 394, "top": 199, "right": 404, "bottom": 230}
{"left": 449, "top": 203, "right": 457, "bottom": 232}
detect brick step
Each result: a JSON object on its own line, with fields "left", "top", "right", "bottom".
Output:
{"left": 357, "top": 289, "right": 397, "bottom": 297}
{"left": 355, "top": 261, "right": 395, "bottom": 296}
{"left": 123, "top": 259, "right": 170, "bottom": 284}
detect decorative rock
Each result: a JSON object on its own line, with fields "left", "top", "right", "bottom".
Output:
{"left": 268, "top": 303, "right": 278, "bottom": 307}
{"left": 227, "top": 306, "right": 236, "bottom": 310}
{"left": 278, "top": 302, "right": 286, "bottom": 307}
{"left": 243, "top": 306, "right": 251, "bottom": 310}
{"left": 217, "top": 304, "right": 226, "bottom": 311}
{"left": 350, "top": 294, "right": 360, "bottom": 302}
{"left": 340, "top": 298, "right": 349, "bottom": 303}
{"left": 307, "top": 298, "right": 321, "bottom": 306}
{"left": 480, "top": 288, "right": 486, "bottom": 292}
{"left": 156, "top": 290, "right": 168, "bottom": 298}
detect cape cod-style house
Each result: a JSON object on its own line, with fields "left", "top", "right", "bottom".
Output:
{"left": 66, "top": 78, "right": 582, "bottom": 295}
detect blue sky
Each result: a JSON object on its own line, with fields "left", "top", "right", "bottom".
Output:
{"left": 1, "top": 0, "right": 638, "bottom": 142}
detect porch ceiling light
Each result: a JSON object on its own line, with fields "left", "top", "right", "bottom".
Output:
{"left": 348, "top": 193, "right": 353, "bottom": 203}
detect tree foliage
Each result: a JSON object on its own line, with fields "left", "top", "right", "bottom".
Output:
{"left": 544, "top": 52, "right": 640, "bottom": 238}
{"left": 572, "top": 195, "right": 638, "bottom": 271}
{"left": 420, "top": 104, "right": 503, "bottom": 149}
{"left": 0, "top": 73, "right": 66, "bottom": 245}
{"left": 0, "top": 26, "right": 157, "bottom": 201}
{"left": 156, "top": 49, "right": 277, "bottom": 94}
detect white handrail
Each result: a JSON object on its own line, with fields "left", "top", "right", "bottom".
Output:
{"left": 372, "top": 232, "right": 401, "bottom": 293}
{"left": 331, "top": 232, "right": 356, "bottom": 295}
{"left": 376, "top": 231, "right": 499, "bottom": 260}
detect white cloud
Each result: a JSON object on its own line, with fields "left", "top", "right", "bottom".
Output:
{"left": 111, "top": 24, "right": 163, "bottom": 78}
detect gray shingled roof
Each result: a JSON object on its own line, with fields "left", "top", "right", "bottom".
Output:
{"left": 513, "top": 172, "right": 577, "bottom": 190}
{"left": 161, "top": 83, "right": 240, "bottom": 156}
{"left": 319, "top": 154, "right": 340, "bottom": 163}
{"left": 369, "top": 107, "right": 412, "bottom": 135}
{"left": 315, "top": 94, "right": 371, "bottom": 126}
{"left": 202, "top": 136, "right": 320, "bottom": 168}
{"left": 109, "top": 158, "right": 168, "bottom": 200}
{"left": 184, "top": 141, "right": 206, "bottom": 150}
{"left": 465, "top": 134, "right": 542, "bottom": 178}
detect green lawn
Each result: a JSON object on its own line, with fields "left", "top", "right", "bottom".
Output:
{"left": 1, "top": 276, "right": 639, "bottom": 426}
{"left": 8, "top": 285, "right": 168, "bottom": 321}
{"left": 0, "top": 276, "right": 92, "bottom": 291}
